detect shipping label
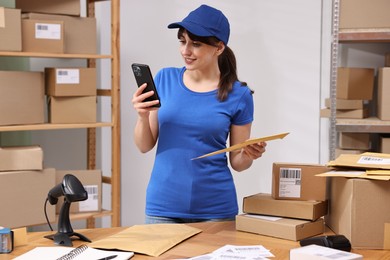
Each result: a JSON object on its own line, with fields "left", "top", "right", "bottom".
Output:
{"left": 278, "top": 168, "right": 301, "bottom": 198}
{"left": 56, "top": 69, "right": 80, "bottom": 84}
{"left": 79, "top": 185, "right": 99, "bottom": 212}
{"left": 35, "top": 23, "right": 61, "bottom": 40}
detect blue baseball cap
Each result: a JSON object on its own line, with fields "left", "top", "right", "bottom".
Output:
{"left": 167, "top": 5, "right": 230, "bottom": 45}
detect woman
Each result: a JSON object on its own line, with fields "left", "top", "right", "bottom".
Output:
{"left": 132, "top": 4, "right": 266, "bottom": 224}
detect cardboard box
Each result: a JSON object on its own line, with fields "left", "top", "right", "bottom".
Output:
{"left": 0, "top": 7, "right": 22, "bottom": 51}
{"left": 335, "top": 148, "right": 367, "bottom": 158}
{"left": 324, "top": 98, "right": 365, "bottom": 110}
{"left": 0, "top": 146, "right": 43, "bottom": 171}
{"left": 23, "top": 13, "right": 96, "bottom": 54}
{"left": 380, "top": 136, "right": 390, "bottom": 154}
{"left": 340, "top": 0, "right": 390, "bottom": 29}
{"left": 290, "top": 245, "right": 363, "bottom": 260}
{"left": 48, "top": 96, "right": 96, "bottom": 124}
{"left": 236, "top": 214, "right": 324, "bottom": 241}
{"left": 243, "top": 193, "right": 327, "bottom": 221}
{"left": 339, "top": 133, "right": 370, "bottom": 150}
{"left": 272, "top": 163, "right": 328, "bottom": 201}
{"left": 326, "top": 177, "right": 390, "bottom": 249}
{"left": 377, "top": 68, "right": 390, "bottom": 120}
{"left": 21, "top": 19, "right": 64, "bottom": 53}
{"left": 0, "top": 71, "right": 45, "bottom": 126}
{"left": 55, "top": 170, "right": 102, "bottom": 213}
{"left": 0, "top": 168, "right": 56, "bottom": 228}
{"left": 320, "top": 108, "right": 369, "bottom": 119}
{"left": 15, "top": 0, "right": 81, "bottom": 16}
{"left": 337, "top": 68, "right": 375, "bottom": 100}
{"left": 45, "top": 68, "right": 97, "bottom": 96}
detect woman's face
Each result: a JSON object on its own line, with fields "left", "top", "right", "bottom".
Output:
{"left": 178, "top": 31, "right": 222, "bottom": 71}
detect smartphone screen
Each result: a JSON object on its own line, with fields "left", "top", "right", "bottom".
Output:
{"left": 131, "top": 63, "right": 161, "bottom": 107}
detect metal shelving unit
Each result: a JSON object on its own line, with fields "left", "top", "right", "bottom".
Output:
{"left": 329, "top": 0, "right": 390, "bottom": 159}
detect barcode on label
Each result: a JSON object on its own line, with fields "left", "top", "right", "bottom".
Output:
{"left": 280, "top": 168, "right": 301, "bottom": 179}
{"left": 84, "top": 185, "right": 98, "bottom": 195}
{"left": 37, "top": 25, "right": 48, "bottom": 30}
{"left": 360, "top": 156, "right": 382, "bottom": 162}
{"left": 57, "top": 70, "right": 68, "bottom": 76}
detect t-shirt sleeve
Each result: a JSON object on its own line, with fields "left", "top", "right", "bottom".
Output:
{"left": 232, "top": 87, "right": 254, "bottom": 125}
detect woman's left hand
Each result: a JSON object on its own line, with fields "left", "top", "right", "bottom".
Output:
{"left": 242, "top": 141, "right": 267, "bottom": 160}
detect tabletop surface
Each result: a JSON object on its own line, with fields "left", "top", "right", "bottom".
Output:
{"left": 2, "top": 221, "right": 390, "bottom": 260}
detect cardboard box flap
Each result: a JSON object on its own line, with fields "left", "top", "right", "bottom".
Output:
{"left": 327, "top": 152, "right": 390, "bottom": 170}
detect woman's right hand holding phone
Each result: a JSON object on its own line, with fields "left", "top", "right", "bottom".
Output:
{"left": 132, "top": 83, "right": 160, "bottom": 117}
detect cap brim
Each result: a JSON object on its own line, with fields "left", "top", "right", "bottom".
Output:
{"left": 167, "top": 21, "right": 212, "bottom": 38}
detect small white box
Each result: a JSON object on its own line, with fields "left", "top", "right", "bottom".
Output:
{"left": 290, "top": 245, "right": 363, "bottom": 260}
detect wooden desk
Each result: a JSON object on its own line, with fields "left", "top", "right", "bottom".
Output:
{"left": 2, "top": 221, "right": 390, "bottom": 259}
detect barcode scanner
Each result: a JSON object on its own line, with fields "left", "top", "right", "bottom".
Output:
{"left": 299, "top": 235, "right": 352, "bottom": 252}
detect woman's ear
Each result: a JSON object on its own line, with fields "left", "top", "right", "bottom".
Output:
{"left": 216, "top": 41, "right": 225, "bottom": 56}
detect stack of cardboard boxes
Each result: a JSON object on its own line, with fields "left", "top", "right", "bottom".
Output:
{"left": 320, "top": 67, "right": 374, "bottom": 120}
{"left": 0, "top": 146, "right": 56, "bottom": 228}
{"left": 236, "top": 163, "right": 329, "bottom": 241}
{"left": 0, "top": 0, "right": 97, "bottom": 125}
{"left": 322, "top": 152, "right": 390, "bottom": 249}
{"left": 378, "top": 54, "right": 390, "bottom": 154}
{"left": 320, "top": 67, "right": 375, "bottom": 157}
{"left": 0, "top": 145, "right": 103, "bottom": 228}
{"left": 45, "top": 67, "right": 97, "bottom": 123}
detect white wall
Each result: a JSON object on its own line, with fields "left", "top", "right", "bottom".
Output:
{"left": 120, "top": 0, "right": 331, "bottom": 226}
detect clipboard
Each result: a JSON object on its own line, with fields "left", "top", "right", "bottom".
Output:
{"left": 192, "top": 132, "right": 289, "bottom": 160}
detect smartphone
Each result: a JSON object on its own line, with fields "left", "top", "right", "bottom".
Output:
{"left": 131, "top": 63, "right": 161, "bottom": 107}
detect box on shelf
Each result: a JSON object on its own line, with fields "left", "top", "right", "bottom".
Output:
{"left": 23, "top": 13, "right": 96, "bottom": 54}
{"left": 326, "top": 177, "right": 390, "bottom": 249}
{"left": 21, "top": 19, "right": 64, "bottom": 53}
{"left": 236, "top": 214, "right": 324, "bottom": 241}
{"left": 0, "top": 168, "right": 56, "bottom": 228}
{"left": 243, "top": 193, "right": 327, "bottom": 221}
{"left": 339, "top": 0, "right": 390, "bottom": 29}
{"left": 0, "top": 7, "right": 22, "bottom": 51}
{"left": 335, "top": 148, "right": 367, "bottom": 158}
{"left": 0, "top": 146, "right": 43, "bottom": 171}
{"left": 320, "top": 108, "right": 369, "bottom": 119}
{"left": 380, "top": 136, "right": 390, "bottom": 153}
{"left": 45, "top": 67, "right": 97, "bottom": 97}
{"left": 377, "top": 68, "right": 390, "bottom": 121}
{"left": 48, "top": 96, "right": 96, "bottom": 124}
{"left": 0, "top": 71, "right": 45, "bottom": 126}
{"left": 324, "top": 98, "right": 365, "bottom": 110}
{"left": 290, "top": 244, "right": 363, "bottom": 260}
{"left": 339, "top": 132, "right": 370, "bottom": 150}
{"left": 337, "top": 67, "right": 375, "bottom": 100}
{"left": 55, "top": 170, "right": 102, "bottom": 214}
{"left": 15, "top": 0, "right": 81, "bottom": 16}
{"left": 272, "top": 163, "right": 328, "bottom": 201}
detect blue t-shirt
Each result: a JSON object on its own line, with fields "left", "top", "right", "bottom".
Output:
{"left": 146, "top": 67, "right": 254, "bottom": 219}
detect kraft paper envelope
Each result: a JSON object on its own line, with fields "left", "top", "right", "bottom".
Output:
{"left": 316, "top": 170, "right": 390, "bottom": 181}
{"left": 88, "top": 224, "right": 202, "bottom": 257}
{"left": 192, "top": 132, "right": 289, "bottom": 160}
{"left": 327, "top": 152, "right": 390, "bottom": 170}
